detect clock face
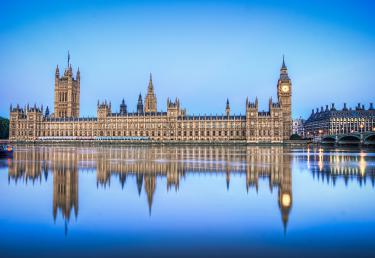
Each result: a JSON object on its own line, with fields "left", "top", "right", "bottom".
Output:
{"left": 281, "top": 85, "right": 289, "bottom": 93}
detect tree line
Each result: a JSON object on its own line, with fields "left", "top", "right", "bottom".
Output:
{"left": 0, "top": 117, "right": 9, "bottom": 139}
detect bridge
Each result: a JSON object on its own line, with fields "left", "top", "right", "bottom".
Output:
{"left": 321, "top": 131, "right": 375, "bottom": 145}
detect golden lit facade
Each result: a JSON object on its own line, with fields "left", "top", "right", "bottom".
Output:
{"left": 9, "top": 56, "right": 292, "bottom": 143}
{"left": 54, "top": 52, "right": 80, "bottom": 118}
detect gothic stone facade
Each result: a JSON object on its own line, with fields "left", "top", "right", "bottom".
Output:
{"left": 9, "top": 56, "right": 292, "bottom": 143}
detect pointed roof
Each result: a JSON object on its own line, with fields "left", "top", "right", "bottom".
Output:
{"left": 67, "top": 50, "right": 71, "bottom": 67}
{"left": 136, "top": 174, "right": 143, "bottom": 196}
{"left": 281, "top": 55, "right": 287, "bottom": 69}
{"left": 279, "top": 55, "right": 290, "bottom": 81}
{"left": 148, "top": 72, "right": 154, "bottom": 92}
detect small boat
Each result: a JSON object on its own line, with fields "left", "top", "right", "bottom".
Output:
{"left": 0, "top": 145, "right": 13, "bottom": 158}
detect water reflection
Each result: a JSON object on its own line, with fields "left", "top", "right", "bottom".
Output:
{"left": 6, "top": 146, "right": 293, "bottom": 231}
{"left": 4, "top": 145, "right": 375, "bottom": 235}
{"left": 297, "top": 147, "right": 375, "bottom": 186}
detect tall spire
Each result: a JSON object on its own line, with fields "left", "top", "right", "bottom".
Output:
{"left": 282, "top": 54, "right": 286, "bottom": 69}
{"left": 67, "top": 50, "right": 70, "bottom": 67}
{"left": 137, "top": 93, "right": 144, "bottom": 114}
{"left": 279, "top": 55, "right": 290, "bottom": 80}
{"left": 225, "top": 98, "right": 230, "bottom": 116}
{"left": 148, "top": 72, "right": 154, "bottom": 92}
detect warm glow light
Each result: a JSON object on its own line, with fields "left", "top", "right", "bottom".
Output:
{"left": 359, "top": 152, "right": 366, "bottom": 176}
{"left": 318, "top": 148, "right": 324, "bottom": 171}
{"left": 282, "top": 193, "right": 291, "bottom": 207}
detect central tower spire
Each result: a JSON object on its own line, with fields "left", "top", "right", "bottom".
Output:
{"left": 144, "top": 72, "right": 157, "bottom": 113}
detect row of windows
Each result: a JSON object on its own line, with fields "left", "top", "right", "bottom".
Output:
{"left": 13, "top": 129, "right": 281, "bottom": 138}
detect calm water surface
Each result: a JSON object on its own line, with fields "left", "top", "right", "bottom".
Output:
{"left": 0, "top": 145, "right": 374, "bottom": 258}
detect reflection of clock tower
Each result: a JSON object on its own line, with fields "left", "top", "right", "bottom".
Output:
{"left": 277, "top": 56, "right": 292, "bottom": 140}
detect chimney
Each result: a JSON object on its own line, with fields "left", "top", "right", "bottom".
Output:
{"left": 370, "top": 103, "right": 374, "bottom": 110}
{"left": 343, "top": 103, "right": 347, "bottom": 111}
{"left": 325, "top": 105, "right": 329, "bottom": 111}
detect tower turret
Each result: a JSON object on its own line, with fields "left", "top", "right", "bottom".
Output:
{"left": 225, "top": 98, "right": 230, "bottom": 116}
{"left": 55, "top": 65, "right": 60, "bottom": 78}
{"left": 137, "top": 93, "right": 144, "bottom": 114}
{"left": 45, "top": 106, "right": 50, "bottom": 117}
{"left": 76, "top": 67, "right": 80, "bottom": 82}
{"left": 120, "top": 98, "right": 127, "bottom": 115}
{"left": 144, "top": 73, "right": 157, "bottom": 113}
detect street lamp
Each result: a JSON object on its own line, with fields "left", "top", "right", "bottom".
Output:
{"left": 360, "top": 123, "right": 364, "bottom": 132}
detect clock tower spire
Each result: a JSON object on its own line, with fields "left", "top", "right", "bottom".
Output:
{"left": 277, "top": 56, "right": 292, "bottom": 140}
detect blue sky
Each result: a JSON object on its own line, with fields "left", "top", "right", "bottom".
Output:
{"left": 0, "top": 0, "right": 374, "bottom": 118}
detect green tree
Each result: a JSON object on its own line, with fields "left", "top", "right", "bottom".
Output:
{"left": 290, "top": 134, "right": 302, "bottom": 140}
{"left": 0, "top": 117, "right": 9, "bottom": 139}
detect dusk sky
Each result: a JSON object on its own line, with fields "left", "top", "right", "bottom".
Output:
{"left": 1, "top": 0, "right": 374, "bottom": 119}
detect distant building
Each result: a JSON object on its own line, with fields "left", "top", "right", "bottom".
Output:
{"left": 9, "top": 54, "right": 293, "bottom": 143}
{"left": 292, "top": 117, "right": 305, "bottom": 137}
{"left": 304, "top": 103, "right": 375, "bottom": 137}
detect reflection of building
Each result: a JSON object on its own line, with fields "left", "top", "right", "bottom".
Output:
{"left": 8, "top": 147, "right": 49, "bottom": 184}
{"left": 8, "top": 145, "right": 294, "bottom": 230}
{"left": 9, "top": 55, "right": 292, "bottom": 143}
{"left": 304, "top": 103, "right": 375, "bottom": 137}
{"left": 296, "top": 147, "right": 375, "bottom": 186}
{"left": 52, "top": 151, "right": 79, "bottom": 224}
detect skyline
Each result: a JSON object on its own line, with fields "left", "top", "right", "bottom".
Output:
{"left": 1, "top": 0, "right": 375, "bottom": 119}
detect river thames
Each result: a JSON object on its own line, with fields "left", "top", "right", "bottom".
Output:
{"left": 0, "top": 145, "right": 374, "bottom": 257}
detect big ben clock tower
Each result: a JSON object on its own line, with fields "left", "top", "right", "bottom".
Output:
{"left": 277, "top": 56, "right": 292, "bottom": 140}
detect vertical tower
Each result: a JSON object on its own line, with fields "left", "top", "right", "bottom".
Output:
{"left": 246, "top": 97, "right": 259, "bottom": 143}
{"left": 144, "top": 73, "right": 157, "bottom": 113}
{"left": 277, "top": 56, "right": 292, "bottom": 140}
{"left": 54, "top": 52, "right": 80, "bottom": 118}
{"left": 119, "top": 99, "right": 127, "bottom": 115}
{"left": 225, "top": 98, "right": 230, "bottom": 116}
{"left": 137, "top": 93, "right": 144, "bottom": 114}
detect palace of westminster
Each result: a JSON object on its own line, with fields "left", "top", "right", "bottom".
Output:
{"left": 9, "top": 54, "right": 293, "bottom": 143}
